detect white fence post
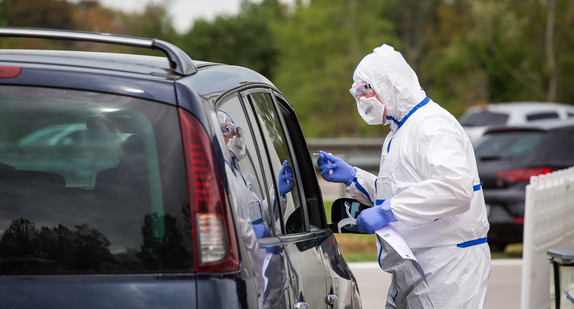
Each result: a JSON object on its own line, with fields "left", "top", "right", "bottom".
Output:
{"left": 521, "top": 166, "right": 574, "bottom": 309}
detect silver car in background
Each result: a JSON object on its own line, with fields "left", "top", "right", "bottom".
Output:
{"left": 459, "top": 102, "right": 574, "bottom": 145}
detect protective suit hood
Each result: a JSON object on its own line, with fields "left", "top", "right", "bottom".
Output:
{"left": 353, "top": 44, "right": 426, "bottom": 130}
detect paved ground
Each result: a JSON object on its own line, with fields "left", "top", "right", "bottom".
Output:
{"left": 349, "top": 259, "right": 522, "bottom": 309}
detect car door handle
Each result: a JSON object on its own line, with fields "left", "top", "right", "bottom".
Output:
{"left": 326, "top": 293, "right": 338, "bottom": 305}
{"left": 294, "top": 301, "right": 309, "bottom": 309}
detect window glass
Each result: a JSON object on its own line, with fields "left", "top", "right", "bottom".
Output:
{"left": 247, "top": 92, "right": 304, "bottom": 234}
{"left": 546, "top": 129, "right": 574, "bottom": 162}
{"left": 526, "top": 112, "right": 559, "bottom": 121}
{"left": 0, "top": 86, "right": 191, "bottom": 274}
{"left": 459, "top": 111, "right": 508, "bottom": 127}
{"left": 274, "top": 95, "right": 325, "bottom": 229}
{"left": 216, "top": 96, "right": 271, "bottom": 231}
{"left": 474, "top": 131, "right": 543, "bottom": 158}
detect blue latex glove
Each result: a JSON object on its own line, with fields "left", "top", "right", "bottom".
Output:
{"left": 278, "top": 160, "right": 294, "bottom": 197}
{"left": 252, "top": 223, "right": 272, "bottom": 238}
{"left": 316, "top": 151, "right": 357, "bottom": 185}
{"left": 356, "top": 199, "right": 397, "bottom": 234}
{"left": 252, "top": 224, "right": 280, "bottom": 254}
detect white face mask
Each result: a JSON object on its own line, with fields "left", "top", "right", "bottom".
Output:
{"left": 227, "top": 135, "right": 246, "bottom": 161}
{"left": 357, "top": 96, "right": 385, "bottom": 125}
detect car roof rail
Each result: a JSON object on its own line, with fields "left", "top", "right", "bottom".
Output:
{"left": 0, "top": 27, "right": 197, "bottom": 76}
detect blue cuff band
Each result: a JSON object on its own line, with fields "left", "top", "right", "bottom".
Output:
{"left": 457, "top": 237, "right": 487, "bottom": 248}
{"left": 354, "top": 178, "right": 374, "bottom": 206}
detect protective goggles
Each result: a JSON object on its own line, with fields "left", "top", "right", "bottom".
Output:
{"left": 349, "top": 81, "right": 376, "bottom": 101}
{"left": 221, "top": 124, "right": 242, "bottom": 137}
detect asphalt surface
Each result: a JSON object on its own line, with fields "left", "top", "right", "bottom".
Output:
{"left": 349, "top": 259, "right": 522, "bottom": 309}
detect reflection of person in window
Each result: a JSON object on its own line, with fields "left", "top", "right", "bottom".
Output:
{"left": 217, "top": 110, "right": 294, "bottom": 236}
{"left": 217, "top": 110, "right": 292, "bottom": 308}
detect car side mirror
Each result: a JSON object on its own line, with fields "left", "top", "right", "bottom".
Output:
{"left": 328, "top": 198, "right": 370, "bottom": 234}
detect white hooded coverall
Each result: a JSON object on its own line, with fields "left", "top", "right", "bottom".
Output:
{"left": 347, "top": 45, "right": 491, "bottom": 308}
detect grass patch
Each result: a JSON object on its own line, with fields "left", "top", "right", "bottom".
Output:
{"left": 491, "top": 243, "right": 523, "bottom": 259}
{"left": 335, "top": 234, "right": 378, "bottom": 262}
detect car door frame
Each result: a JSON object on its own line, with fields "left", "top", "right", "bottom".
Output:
{"left": 240, "top": 87, "right": 330, "bottom": 309}
{"left": 270, "top": 90, "right": 361, "bottom": 309}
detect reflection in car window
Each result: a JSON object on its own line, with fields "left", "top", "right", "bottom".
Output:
{"left": 216, "top": 96, "right": 271, "bottom": 232}
{"left": 0, "top": 86, "right": 192, "bottom": 274}
{"left": 248, "top": 92, "right": 303, "bottom": 235}
{"left": 474, "top": 131, "right": 543, "bottom": 158}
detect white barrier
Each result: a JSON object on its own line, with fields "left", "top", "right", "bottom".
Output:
{"left": 521, "top": 166, "right": 574, "bottom": 309}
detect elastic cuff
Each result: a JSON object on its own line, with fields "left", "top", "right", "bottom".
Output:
{"left": 345, "top": 167, "right": 357, "bottom": 186}
{"left": 381, "top": 199, "right": 397, "bottom": 222}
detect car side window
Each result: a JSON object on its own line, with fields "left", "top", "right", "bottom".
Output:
{"left": 274, "top": 94, "right": 326, "bottom": 230}
{"left": 216, "top": 96, "right": 272, "bottom": 232}
{"left": 244, "top": 91, "right": 305, "bottom": 235}
{"left": 526, "top": 112, "right": 559, "bottom": 121}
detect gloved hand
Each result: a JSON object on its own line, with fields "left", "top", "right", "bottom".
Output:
{"left": 316, "top": 151, "right": 357, "bottom": 185}
{"left": 252, "top": 223, "right": 272, "bottom": 238}
{"left": 252, "top": 224, "right": 280, "bottom": 254}
{"left": 356, "top": 199, "right": 397, "bottom": 234}
{"left": 278, "top": 160, "right": 294, "bottom": 197}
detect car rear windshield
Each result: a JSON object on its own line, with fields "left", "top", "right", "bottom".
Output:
{"left": 0, "top": 86, "right": 192, "bottom": 275}
{"left": 459, "top": 110, "right": 509, "bottom": 127}
{"left": 474, "top": 130, "right": 544, "bottom": 159}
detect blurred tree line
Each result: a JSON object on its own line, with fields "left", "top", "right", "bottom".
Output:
{"left": 0, "top": 0, "right": 572, "bottom": 138}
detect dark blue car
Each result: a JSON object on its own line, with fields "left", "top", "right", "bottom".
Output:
{"left": 0, "top": 27, "right": 361, "bottom": 308}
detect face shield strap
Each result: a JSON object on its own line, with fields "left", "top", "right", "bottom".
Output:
{"left": 390, "top": 96, "right": 430, "bottom": 129}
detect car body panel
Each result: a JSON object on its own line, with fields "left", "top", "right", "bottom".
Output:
{"left": 0, "top": 275, "right": 199, "bottom": 308}
{"left": 0, "top": 60, "right": 178, "bottom": 104}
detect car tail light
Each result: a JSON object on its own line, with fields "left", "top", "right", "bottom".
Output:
{"left": 0, "top": 66, "right": 21, "bottom": 78}
{"left": 496, "top": 167, "right": 553, "bottom": 183}
{"left": 179, "top": 108, "right": 239, "bottom": 273}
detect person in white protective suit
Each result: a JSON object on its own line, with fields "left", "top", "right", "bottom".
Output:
{"left": 316, "top": 44, "right": 491, "bottom": 308}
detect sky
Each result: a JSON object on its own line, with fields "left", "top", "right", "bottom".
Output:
{"left": 98, "top": 0, "right": 266, "bottom": 33}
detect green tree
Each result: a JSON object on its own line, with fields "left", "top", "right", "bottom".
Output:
{"left": 421, "top": 0, "right": 485, "bottom": 115}
{"left": 177, "top": 0, "right": 284, "bottom": 78}
{"left": 382, "top": 0, "right": 441, "bottom": 72}
{"left": 122, "top": 2, "right": 177, "bottom": 42}
{"left": 0, "top": 0, "right": 75, "bottom": 29}
{"left": 272, "top": 0, "right": 397, "bottom": 137}
{"left": 0, "top": 0, "right": 77, "bottom": 49}
{"left": 423, "top": 0, "right": 574, "bottom": 117}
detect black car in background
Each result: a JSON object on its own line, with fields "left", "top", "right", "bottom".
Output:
{"left": 474, "top": 120, "right": 574, "bottom": 251}
{"left": 0, "top": 28, "right": 361, "bottom": 308}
